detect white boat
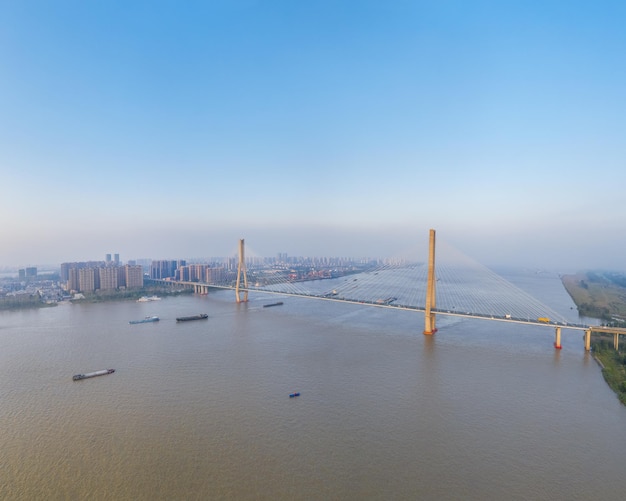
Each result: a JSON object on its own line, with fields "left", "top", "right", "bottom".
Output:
{"left": 137, "top": 295, "right": 162, "bottom": 302}
{"left": 129, "top": 316, "right": 160, "bottom": 324}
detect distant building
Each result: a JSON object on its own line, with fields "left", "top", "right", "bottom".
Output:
{"left": 68, "top": 268, "right": 80, "bottom": 292}
{"left": 206, "top": 267, "right": 226, "bottom": 284}
{"left": 190, "top": 264, "right": 207, "bottom": 282}
{"left": 99, "top": 267, "right": 118, "bottom": 290}
{"left": 150, "top": 260, "right": 184, "bottom": 280}
{"left": 177, "top": 265, "right": 190, "bottom": 282}
{"left": 78, "top": 268, "right": 96, "bottom": 292}
{"left": 61, "top": 261, "right": 105, "bottom": 282}
{"left": 125, "top": 265, "right": 143, "bottom": 288}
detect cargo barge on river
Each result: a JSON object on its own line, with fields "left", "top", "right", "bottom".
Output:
{"left": 263, "top": 301, "right": 284, "bottom": 308}
{"left": 176, "top": 313, "right": 208, "bottom": 322}
{"left": 73, "top": 369, "right": 115, "bottom": 381}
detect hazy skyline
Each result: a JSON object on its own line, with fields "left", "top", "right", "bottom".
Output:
{"left": 2, "top": 1, "right": 625, "bottom": 271}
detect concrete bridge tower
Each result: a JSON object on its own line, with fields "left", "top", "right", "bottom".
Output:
{"left": 235, "top": 238, "right": 248, "bottom": 303}
{"left": 423, "top": 229, "right": 438, "bottom": 335}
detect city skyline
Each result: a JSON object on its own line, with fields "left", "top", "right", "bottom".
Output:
{"left": 2, "top": 1, "right": 625, "bottom": 271}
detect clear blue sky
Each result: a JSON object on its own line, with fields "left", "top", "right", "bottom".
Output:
{"left": 1, "top": 0, "right": 625, "bottom": 270}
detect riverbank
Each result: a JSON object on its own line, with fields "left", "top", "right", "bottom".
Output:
{"left": 1, "top": 286, "right": 195, "bottom": 311}
{"left": 70, "top": 286, "right": 194, "bottom": 304}
{"left": 562, "top": 271, "right": 626, "bottom": 405}
{"left": 561, "top": 271, "right": 626, "bottom": 321}
{"left": 591, "top": 335, "right": 626, "bottom": 405}
{"left": 0, "top": 296, "right": 57, "bottom": 311}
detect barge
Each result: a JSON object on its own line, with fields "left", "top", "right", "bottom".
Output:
{"left": 129, "top": 316, "right": 159, "bottom": 324}
{"left": 73, "top": 369, "right": 115, "bottom": 381}
{"left": 176, "top": 313, "right": 208, "bottom": 322}
{"left": 263, "top": 301, "right": 284, "bottom": 308}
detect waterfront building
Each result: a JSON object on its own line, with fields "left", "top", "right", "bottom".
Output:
{"left": 125, "top": 265, "right": 144, "bottom": 288}
{"left": 78, "top": 268, "right": 96, "bottom": 292}
{"left": 99, "top": 266, "right": 118, "bottom": 290}
{"left": 67, "top": 268, "right": 80, "bottom": 292}
{"left": 205, "top": 267, "right": 226, "bottom": 284}
{"left": 117, "top": 266, "right": 126, "bottom": 287}
{"left": 190, "top": 264, "right": 207, "bottom": 282}
{"left": 61, "top": 261, "right": 105, "bottom": 282}
{"left": 150, "top": 260, "right": 182, "bottom": 280}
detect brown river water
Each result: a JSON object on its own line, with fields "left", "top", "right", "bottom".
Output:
{"left": 1, "top": 270, "right": 624, "bottom": 500}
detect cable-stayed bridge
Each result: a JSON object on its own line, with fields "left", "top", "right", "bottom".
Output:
{"left": 157, "top": 230, "right": 626, "bottom": 351}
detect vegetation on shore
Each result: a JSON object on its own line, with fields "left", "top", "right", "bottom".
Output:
{"left": 562, "top": 270, "right": 626, "bottom": 405}
{"left": 70, "top": 285, "right": 194, "bottom": 303}
{"left": 561, "top": 271, "right": 626, "bottom": 323}
{"left": 0, "top": 294, "right": 56, "bottom": 311}
{"left": 590, "top": 335, "right": 626, "bottom": 405}
{"left": 1, "top": 285, "right": 194, "bottom": 311}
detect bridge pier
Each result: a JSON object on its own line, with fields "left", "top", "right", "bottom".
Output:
{"left": 584, "top": 329, "right": 591, "bottom": 351}
{"left": 554, "top": 327, "right": 562, "bottom": 349}
{"left": 615, "top": 333, "right": 619, "bottom": 351}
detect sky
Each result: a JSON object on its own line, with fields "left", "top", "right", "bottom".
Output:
{"left": 1, "top": 0, "right": 625, "bottom": 271}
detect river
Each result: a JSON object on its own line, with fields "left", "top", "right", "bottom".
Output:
{"left": 1, "top": 269, "right": 624, "bottom": 500}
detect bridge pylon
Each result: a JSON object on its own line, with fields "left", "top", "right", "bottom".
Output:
{"left": 235, "top": 238, "right": 248, "bottom": 303}
{"left": 423, "top": 229, "right": 438, "bottom": 335}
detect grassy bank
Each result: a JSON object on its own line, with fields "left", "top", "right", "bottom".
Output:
{"left": 591, "top": 335, "right": 626, "bottom": 405}
{"left": 561, "top": 271, "right": 626, "bottom": 321}
{"left": 562, "top": 271, "right": 626, "bottom": 405}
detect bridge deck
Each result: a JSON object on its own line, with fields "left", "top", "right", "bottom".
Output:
{"left": 153, "top": 279, "right": 597, "bottom": 332}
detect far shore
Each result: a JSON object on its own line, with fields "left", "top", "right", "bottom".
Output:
{"left": 562, "top": 270, "right": 626, "bottom": 405}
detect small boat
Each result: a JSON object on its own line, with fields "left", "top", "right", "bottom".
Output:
{"left": 289, "top": 392, "right": 300, "bottom": 398}
{"left": 263, "top": 301, "right": 284, "bottom": 308}
{"left": 137, "top": 295, "right": 161, "bottom": 302}
{"left": 176, "top": 313, "right": 209, "bottom": 322}
{"left": 73, "top": 369, "right": 115, "bottom": 381}
{"left": 129, "top": 316, "right": 160, "bottom": 324}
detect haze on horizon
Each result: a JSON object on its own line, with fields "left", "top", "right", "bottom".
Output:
{"left": 1, "top": 1, "right": 625, "bottom": 272}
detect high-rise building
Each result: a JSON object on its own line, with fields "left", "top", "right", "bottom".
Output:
{"left": 206, "top": 267, "right": 226, "bottom": 284}
{"left": 150, "top": 260, "right": 183, "bottom": 279}
{"left": 177, "top": 265, "right": 191, "bottom": 282}
{"left": 62, "top": 261, "right": 106, "bottom": 291}
{"left": 99, "top": 267, "right": 118, "bottom": 290}
{"left": 117, "top": 266, "right": 126, "bottom": 288}
{"left": 67, "top": 268, "right": 80, "bottom": 292}
{"left": 190, "top": 264, "right": 207, "bottom": 282}
{"left": 78, "top": 268, "right": 96, "bottom": 292}
{"left": 125, "top": 265, "right": 143, "bottom": 288}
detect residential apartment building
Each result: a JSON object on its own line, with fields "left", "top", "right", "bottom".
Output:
{"left": 125, "top": 265, "right": 144, "bottom": 288}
